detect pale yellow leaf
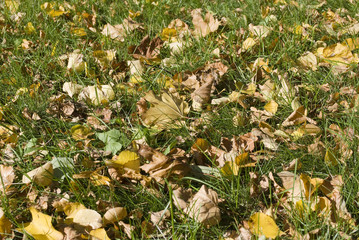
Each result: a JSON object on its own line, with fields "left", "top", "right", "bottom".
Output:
{"left": 22, "top": 162, "right": 53, "bottom": 187}
{"left": 142, "top": 91, "right": 189, "bottom": 129}
{"left": 264, "top": 100, "right": 278, "bottom": 114}
{"left": 103, "top": 207, "right": 127, "bottom": 225}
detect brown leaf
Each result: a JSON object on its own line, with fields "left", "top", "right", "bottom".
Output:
{"left": 172, "top": 187, "right": 193, "bottom": 210}
{"left": 184, "top": 185, "right": 221, "bottom": 227}
{"left": 150, "top": 209, "right": 170, "bottom": 227}
{"left": 129, "top": 35, "right": 163, "bottom": 61}
{"left": 0, "top": 165, "right": 15, "bottom": 194}
{"left": 191, "top": 9, "right": 219, "bottom": 37}
{"left": 191, "top": 77, "right": 213, "bottom": 111}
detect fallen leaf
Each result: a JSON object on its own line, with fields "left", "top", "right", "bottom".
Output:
{"left": 150, "top": 209, "right": 170, "bottom": 227}
{"left": 22, "top": 162, "right": 53, "bottom": 187}
{"left": 24, "top": 207, "right": 64, "bottom": 240}
{"left": 191, "top": 9, "right": 220, "bottom": 37}
{"left": 0, "top": 208, "right": 12, "bottom": 238}
{"left": 89, "top": 228, "right": 110, "bottom": 240}
{"left": 141, "top": 90, "right": 189, "bottom": 129}
{"left": 106, "top": 150, "right": 140, "bottom": 173}
{"left": 297, "top": 51, "right": 317, "bottom": 71}
{"left": 191, "top": 77, "right": 213, "bottom": 111}
{"left": 67, "top": 50, "right": 86, "bottom": 73}
{"left": 249, "top": 24, "right": 271, "bottom": 39}
{"left": 93, "top": 50, "right": 116, "bottom": 68}
{"left": 264, "top": 100, "right": 278, "bottom": 114}
{"left": 78, "top": 85, "right": 115, "bottom": 106}
{"left": 62, "top": 82, "right": 83, "bottom": 98}
{"left": 72, "top": 209, "right": 102, "bottom": 230}
{"left": 70, "top": 125, "right": 93, "bottom": 141}
{"left": 248, "top": 212, "right": 282, "bottom": 239}
{"left": 129, "top": 35, "right": 163, "bottom": 61}
{"left": 24, "top": 22, "right": 36, "bottom": 34}
{"left": 184, "top": 185, "right": 221, "bottom": 227}
{"left": 0, "top": 165, "right": 15, "bottom": 193}
{"left": 103, "top": 207, "right": 127, "bottom": 225}
{"left": 277, "top": 171, "right": 305, "bottom": 203}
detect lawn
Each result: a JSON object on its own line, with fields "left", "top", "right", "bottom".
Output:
{"left": 0, "top": 0, "right": 359, "bottom": 239}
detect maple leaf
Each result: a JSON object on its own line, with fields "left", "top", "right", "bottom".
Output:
{"left": 141, "top": 90, "right": 189, "bottom": 129}
{"left": 23, "top": 207, "right": 64, "bottom": 240}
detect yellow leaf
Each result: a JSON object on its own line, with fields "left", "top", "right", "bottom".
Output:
{"left": 67, "top": 49, "right": 86, "bottom": 73}
{"left": 142, "top": 90, "right": 189, "bottom": 129}
{"left": 63, "top": 202, "right": 86, "bottom": 222}
{"left": 70, "top": 27, "right": 87, "bottom": 37}
{"left": 0, "top": 208, "right": 12, "bottom": 238}
{"left": 316, "top": 43, "right": 359, "bottom": 67}
{"left": 72, "top": 209, "right": 102, "bottom": 229}
{"left": 264, "top": 100, "right": 278, "bottom": 114}
{"left": 5, "top": 0, "right": 19, "bottom": 14}
{"left": 24, "top": 22, "right": 36, "bottom": 34}
{"left": 300, "top": 174, "right": 323, "bottom": 199}
{"left": 221, "top": 161, "right": 240, "bottom": 176}
{"left": 324, "top": 149, "right": 338, "bottom": 166}
{"left": 106, "top": 150, "right": 140, "bottom": 172}
{"left": 47, "top": 9, "right": 66, "bottom": 18}
{"left": 192, "top": 138, "right": 210, "bottom": 152}
{"left": 24, "top": 207, "right": 64, "bottom": 240}
{"left": 248, "top": 212, "right": 282, "bottom": 239}
{"left": 242, "top": 37, "right": 257, "bottom": 51}
{"left": 161, "top": 28, "right": 177, "bottom": 41}
{"left": 129, "top": 9, "right": 141, "bottom": 19}
{"left": 72, "top": 171, "right": 111, "bottom": 186}
{"left": 70, "top": 125, "right": 93, "bottom": 141}
{"left": 78, "top": 85, "right": 115, "bottom": 106}
{"left": 241, "top": 83, "right": 256, "bottom": 95}
{"left": 93, "top": 50, "right": 116, "bottom": 68}
{"left": 89, "top": 228, "right": 110, "bottom": 240}
{"left": 342, "top": 38, "right": 359, "bottom": 51}
{"left": 297, "top": 51, "right": 317, "bottom": 71}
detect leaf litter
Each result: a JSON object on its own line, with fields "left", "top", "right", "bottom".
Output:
{"left": 0, "top": 0, "right": 358, "bottom": 239}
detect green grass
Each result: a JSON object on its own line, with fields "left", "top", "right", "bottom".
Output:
{"left": 1, "top": 0, "right": 359, "bottom": 239}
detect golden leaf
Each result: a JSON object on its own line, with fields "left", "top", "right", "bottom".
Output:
{"left": 248, "top": 212, "right": 282, "bottom": 238}
{"left": 106, "top": 150, "right": 140, "bottom": 173}
{"left": 0, "top": 208, "right": 12, "bottom": 238}
{"left": 70, "top": 125, "right": 93, "bottom": 141}
{"left": 89, "top": 228, "right": 110, "bottom": 240}
{"left": 24, "top": 207, "right": 64, "bottom": 240}
{"left": 264, "top": 100, "right": 278, "bottom": 114}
